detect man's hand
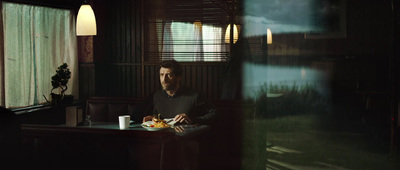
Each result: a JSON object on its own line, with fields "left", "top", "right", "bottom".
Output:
{"left": 174, "top": 113, "right": 191, "bottom": 124}
{"left": 142, "top": 115, "right": 154, "bottom": 123}
{"left": 174, "top": 125, "right": 185, "bottom": 133}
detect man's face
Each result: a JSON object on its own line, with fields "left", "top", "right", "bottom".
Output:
{"left": 160, "top": 67, "right": 180, "bottom": 91}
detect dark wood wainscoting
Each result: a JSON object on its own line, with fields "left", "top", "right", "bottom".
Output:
{"left": 79, "top": 63, "right": 96, "bottom": 101}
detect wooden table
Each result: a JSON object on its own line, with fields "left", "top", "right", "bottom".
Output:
{"left": 21, "top": 122, "right": 210, "bottom": 170}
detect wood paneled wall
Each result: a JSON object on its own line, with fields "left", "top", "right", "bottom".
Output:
{"left": 92, "top": 0, "right": 141, "bottom": 63}
{"left": 79, "top": 63, "right": 96, "bottom": 101}
{"left": 142, "top": 63, "right": 226, "bottom": 99}
{"left": 80, "top": 62, "right": 226, "bottom": 100}
{"left": 77, "top": 0, "right": 229, "bottom": 101}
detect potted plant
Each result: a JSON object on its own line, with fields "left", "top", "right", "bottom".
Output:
{"left": 48, "top": 63, "right": 73, "bottom": 106}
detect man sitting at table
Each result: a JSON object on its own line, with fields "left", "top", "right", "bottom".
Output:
{"left": 141, "top": 59, "right": 216, "bottom": 125}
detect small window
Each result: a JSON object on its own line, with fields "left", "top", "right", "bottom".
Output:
{"left": 1, "top": 2, "right": 78, "bottom": 108}
{"left": 144, "top": 0, "right": 231, "bottom": 63}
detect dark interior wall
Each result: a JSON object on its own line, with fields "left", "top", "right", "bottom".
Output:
{"left": 81, "top": 0, "right": 227, "bottom": 100}
{"left": 393, "top": 0, "right": 400, "bottom": 152}
{"left": 79, "top": 0, "right": 143, "bottom": 100}
{"left": 93, "top": 0, "right": 141, "bottom": 63}
{"left": 93, "top": 0, "right": 143, "bottom": 97}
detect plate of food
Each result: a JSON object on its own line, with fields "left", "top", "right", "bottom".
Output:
{"left": 141, "top": 116, "right": 171, "bottom": 131}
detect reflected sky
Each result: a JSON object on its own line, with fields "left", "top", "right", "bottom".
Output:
{"left": 243, "top": 62, "right": 331, "bottom": 99}
{"left": 244, "top": 0, "right": 343, "bottom": 35}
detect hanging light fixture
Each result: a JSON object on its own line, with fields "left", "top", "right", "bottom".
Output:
{"left": 225, "top": 24, "right": 239, "bottom": 44}
{"left": 194, "top": 20, "right": 202, "bottom": 27}
{"left": 76, "top": 1, "right": 97, "bottom": 36}
{"left": 267, "top": 28, "right": 272, "bottom": 44}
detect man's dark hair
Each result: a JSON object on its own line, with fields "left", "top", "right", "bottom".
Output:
{"left": 159, "top": 60, "right": 183, "bottom": 77}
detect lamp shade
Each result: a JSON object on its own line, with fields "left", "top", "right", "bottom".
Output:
{"left": 225, "top": 24, "right": 238, "bottom": 44}
{"left": 267, "top": 28, "right": 272, "bottom": 44}
{"left": 194, "top": 20, "right": 202, "bottom": 27}
{"left": 76, "top": 4, "right": 96, "bottom": 36}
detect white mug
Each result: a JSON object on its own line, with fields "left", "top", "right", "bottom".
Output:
{"left": 118, "top": 115, "right": 130, "bottom": 129}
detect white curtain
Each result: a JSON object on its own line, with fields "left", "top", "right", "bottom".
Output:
{"left": 202, "top": 25, "right": 223, "bottom": 62}
{"left": 159, "top": 20, "right": 174, "bottom": 60}
{"left": 193, "top": 21, "right": 204, "bottom": 62}
{"left": 158, "top": 21, "right": 225, "bottom": 62}
{"left": 2, "top": 2, "right": 78, "bottom": 108}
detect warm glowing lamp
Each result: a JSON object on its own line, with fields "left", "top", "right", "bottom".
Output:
{"left": 76, "top": 3, "right": 97, "bottom": 36}
{"left": 267, "top": 28, "right": 272, "bottom": 44}
{"left": 194, "top": 20, "right": 202, "bottom": 27}
{"left": 225, "top": 24, "right": 238, "bottom": 44}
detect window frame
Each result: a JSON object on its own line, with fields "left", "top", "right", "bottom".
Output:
{"left": 142, "top": 0, "right": 233, "bottom": 64}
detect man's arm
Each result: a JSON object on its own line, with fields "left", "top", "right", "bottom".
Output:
{"left": 190, "top": 95, "right": 217, "bottom": 125}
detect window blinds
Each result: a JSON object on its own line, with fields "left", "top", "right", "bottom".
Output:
{"left": 144, "top": 0, "right": 231, "bottom": 62}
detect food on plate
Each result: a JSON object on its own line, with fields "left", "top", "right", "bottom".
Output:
{"left": 147, "top": 114, "right": 170, "bottom": 128}
{"left": 152, "top": 121, "right": 170, "bottom": 128}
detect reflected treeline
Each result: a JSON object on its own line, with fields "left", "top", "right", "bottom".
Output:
{"left": 244, "top": 82, "right": 330, "bottom": 119}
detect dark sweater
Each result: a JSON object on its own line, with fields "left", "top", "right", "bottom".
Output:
{"left": 151, "top": 86, "right": 216, "bottom": 125}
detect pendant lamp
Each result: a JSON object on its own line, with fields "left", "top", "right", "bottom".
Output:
{"left": 225, "top": 24, "right": 239, "bottom": 44}
{"left": 76, "top": 2, "right": 96, "bottom": 36}
{"left": 267, "top": 28, "right": 272, "bottom": 44}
